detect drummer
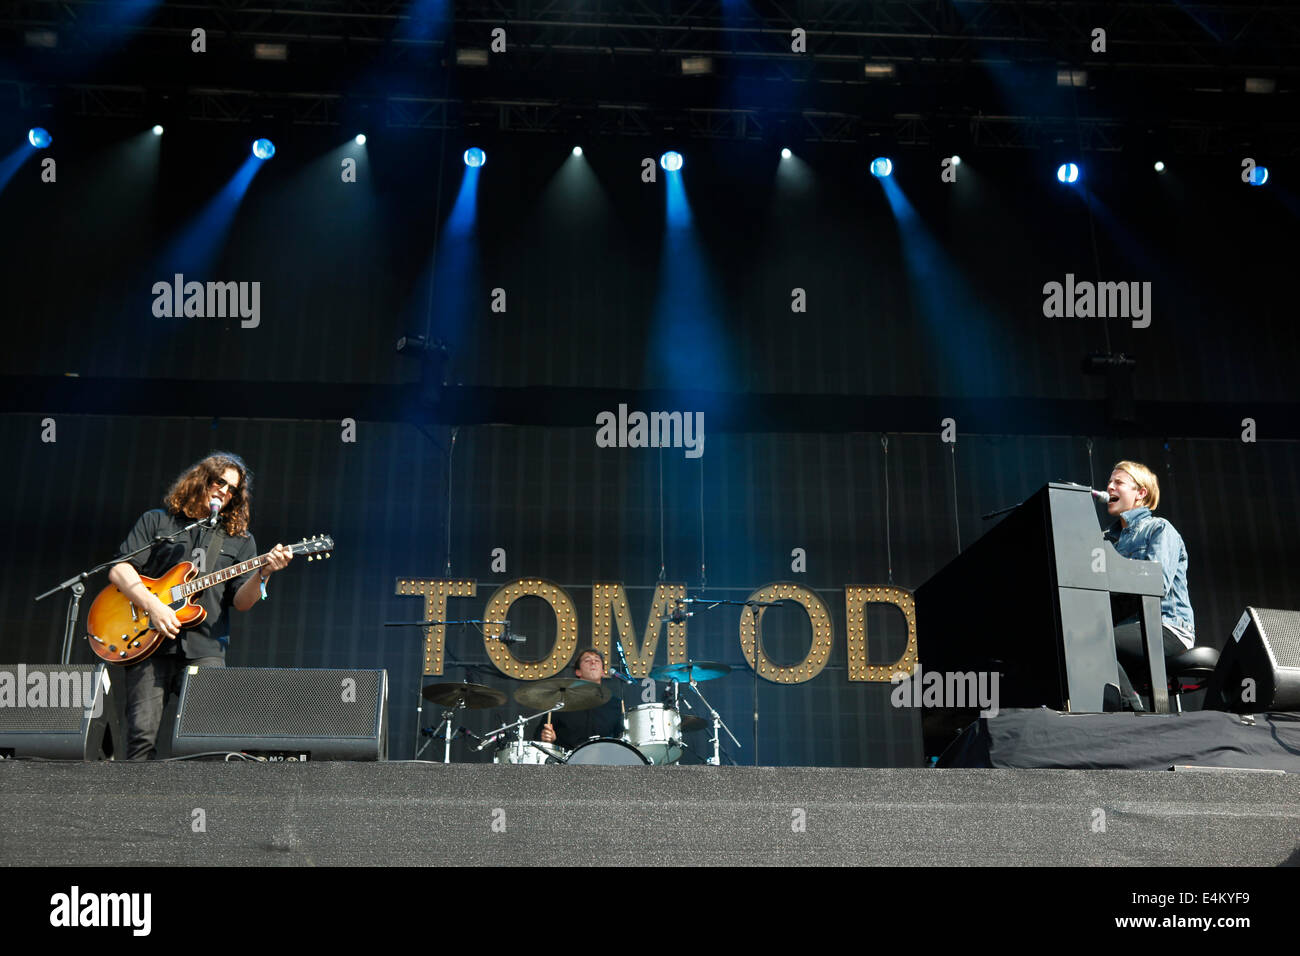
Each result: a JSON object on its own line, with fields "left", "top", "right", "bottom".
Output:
{"left": 538, "top": 649, "right": 625, "bottom": 750}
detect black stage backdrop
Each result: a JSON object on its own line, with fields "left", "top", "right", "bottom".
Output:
{"left": 1, "top": 125, "right": 1297, "bottom": 765}
{"left": 1, "top": 125, "right": 1296, "bottom": 400}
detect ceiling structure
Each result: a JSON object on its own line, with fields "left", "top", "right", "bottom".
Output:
{"left": 1, "top": 1, "right": 1295, "bottom": 151}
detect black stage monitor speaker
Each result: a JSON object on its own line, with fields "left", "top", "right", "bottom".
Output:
{"left": 170, "top": 667, "right": 388, "bottom": 760}
{"left": 0, "top": 664, "right": 121, "bottom": 759}
{"left": 1205, "top": 608, "right": 1300, "bottom": 713}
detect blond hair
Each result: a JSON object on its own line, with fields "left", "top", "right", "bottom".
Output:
{"left": 1112, "top": 460, "right": 1160, "bottom": 511}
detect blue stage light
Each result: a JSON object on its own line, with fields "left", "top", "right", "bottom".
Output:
{"left": 463, "top": 147, "right": 485, "bottom": 167}
{"left": 252, "top": 138, "right": 276, "bottom": 160}
{"left": 1248, "top": 165, "right": 1269, "bottom": 186}
{"left": 355, "top": 134, "right": 367, "bottom": 146}
{"left": 781, "top": 148, "right": 792, "bottom": 160}
{"left": 659, "top": 151, "right": 683, "bottom": 172}
{"left": 1153, "top": 160, "right": 1165, "bottom": 173}
{"left": 870, "top": 157, "right": 893, "bottom": 178}
{"left": 572, "top": 146, "right": 583, "bottom": 157}
{"left": 27, "top": 127, "right": 52, "bottom": 149}
{"left": 152, "top": 125, "right": 164, "bottom": 136}
{"left": 1056, "top": 162, "right": 1079, "bottom": 184}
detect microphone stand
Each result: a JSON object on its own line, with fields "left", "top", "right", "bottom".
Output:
{"left": 36, "top": 516, "right": 213, "bottom": 665}
{"left": 670, "top": 597, "right": 780, "bottom": 765}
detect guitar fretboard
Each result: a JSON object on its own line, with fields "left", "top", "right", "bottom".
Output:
{"left": 171, "top": 554, "right": 273, "bottom": 601}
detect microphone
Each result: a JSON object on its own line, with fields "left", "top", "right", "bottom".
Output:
{"left": 207, "top": 497, "right": 222, "bottom": 526}
{"left": 475, "top": 733, "right": 504, "bottom": 752}
{"left": 609, "top": 667, "right": 636, "bottom": 685}
{"left": 612, "top": 633, "right": 635, "bottom": 682}
{"left": 1090, "top": 489, "right": 1113, "bottom": 504}
{"left": 487, "top": 621, "right": 527, "bottom": 644}
{"left": 666, "top": 599, "right": 694, "bottom": 624}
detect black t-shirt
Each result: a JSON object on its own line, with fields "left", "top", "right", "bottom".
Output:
{"left": 113, "top": 508, "right": 258, "bottom": 659}
{"left": 537, "top": 685, "right": 626, "bottom": 750}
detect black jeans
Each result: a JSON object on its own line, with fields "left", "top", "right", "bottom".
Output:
{"left": 124, "top": 651, "right": 224, "bottom": 760}
{"left": 1113, "top": 617, "right": 1190, "bottom": 706}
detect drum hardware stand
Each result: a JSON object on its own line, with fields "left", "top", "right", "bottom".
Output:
{"left": 418, "top": 699, "right": 468, "bottom": 764}
{"left": 475, "top": 703, "right": 565, "bottom": 754}
{"left": 686, "top": 675, "right": 740, "bottom": 766}
{"left": 383, "top": 617, "right": 506, "bottom": 760}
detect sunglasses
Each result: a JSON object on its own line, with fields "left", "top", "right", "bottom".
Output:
{"left": 209, "top": 477, "right": 241, "bottom": 493}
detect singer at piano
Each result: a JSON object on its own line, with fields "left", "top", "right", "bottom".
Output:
{"left": 1102, "top": 461, "right": 1195, "bottom": 710}
{"left": 106, "top": 453, "right": 294, "bottom": 759}
{"left": 538, "top": 648, "right": 626, "bottom": 749}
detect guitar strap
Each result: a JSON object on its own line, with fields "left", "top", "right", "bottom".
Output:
{"left": 203, "top": 524, "right": 226, "bottom": 575}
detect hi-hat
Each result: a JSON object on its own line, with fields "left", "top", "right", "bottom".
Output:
{"left": 515, "top": 677, "right": 611, "bottom": 712}
{"left": 421, "top": 682, "right": 506, "bottom": 709}
{"left": 649, "top": 661, "right": 732, "bottom": 683}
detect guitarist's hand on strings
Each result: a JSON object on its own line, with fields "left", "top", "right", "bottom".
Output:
{"left": 147, "top": 597, "right": 181, "bottom": 639}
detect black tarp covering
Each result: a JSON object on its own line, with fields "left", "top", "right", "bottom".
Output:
{"left": 937, "top": 708, "right": 1300, "bottom": 771}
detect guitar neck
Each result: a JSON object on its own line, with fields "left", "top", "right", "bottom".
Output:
{"left": 177, "top": 552, "right": 275, "bottom": 599}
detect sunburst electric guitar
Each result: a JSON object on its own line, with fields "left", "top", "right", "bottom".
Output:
{"left": 86, "top": 534, "right": 334, "bottom": 664}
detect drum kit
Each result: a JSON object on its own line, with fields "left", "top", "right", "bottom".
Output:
{"left": 420, "top": 660, "right": 741, "bottom": 766}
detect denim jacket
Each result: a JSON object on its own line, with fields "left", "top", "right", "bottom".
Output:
{"left": 1103, "top": 507, "right": 1195, "bottom": 641}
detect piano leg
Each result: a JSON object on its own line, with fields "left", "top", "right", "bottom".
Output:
{"left": 1139, "top": 595, "right": 1170, "bottom": 713}
{"left": 1059, "top": 589, "right": 1124, "bottom": 712}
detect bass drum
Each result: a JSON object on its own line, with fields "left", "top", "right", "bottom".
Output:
{"left": 564, "top": 737, "right": 650, "bottom": 766}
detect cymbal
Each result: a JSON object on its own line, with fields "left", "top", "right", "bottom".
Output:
{"left": 515, "top": 678, "right": 611, "bottom": 713}
{"left": 421, "top": 682, "right": 507, "bottom": 709}
{"left": 649, "top": 661, "right": 732, "bottom": 683}
{"left": 680, "top": 715, "right": 708, "bottom": 734}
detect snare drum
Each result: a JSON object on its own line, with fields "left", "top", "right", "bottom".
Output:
{"left": 493, "top": 739, "right": 565, "bottom": 765}
{"left": 624, "top": 703, "right": 682, "bottom": 764}
{"left": 564, "top": 737, "right": 650, "bottom": 765}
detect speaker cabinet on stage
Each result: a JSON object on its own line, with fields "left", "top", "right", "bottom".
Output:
{"left": 1205, "top": 608, "right": 1300, "bottom": 713}
{"left": 170, "top": 667, "right": 388, "bottom": 760}
{"left": 0, "top": 664, "right": 121, "bottom": 760}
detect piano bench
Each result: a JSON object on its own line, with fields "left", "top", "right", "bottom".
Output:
{"left": 1133, "top": 646, "right": 1220, "bottom": 713}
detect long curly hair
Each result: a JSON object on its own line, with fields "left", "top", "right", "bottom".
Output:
{"left": 163, "top": 452, "right": 253, "bottom": 537}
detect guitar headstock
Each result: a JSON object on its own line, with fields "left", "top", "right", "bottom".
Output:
{"left": 293, "top": 534, "right": 335, "bottom": 561}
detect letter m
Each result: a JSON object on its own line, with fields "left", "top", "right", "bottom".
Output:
{"left": 590, "top": 582, "right": 688, "bottom": 678}
{"left": 49, "top": 671, "right": 78, "bottom": 708}
{"left": 207, "top": 281, "right": 239, "bottom": 318}
{"left": 649, "top": 411, "right": 682, "bottom": 449}
{"left": 1096, "top": 281, "right": 1129, "bottom": 319}
{"left": 101, "top": 893, "right": 130, "bottom": 926}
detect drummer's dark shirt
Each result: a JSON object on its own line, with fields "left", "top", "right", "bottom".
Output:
{"left": 537, "top": 685, "right": 625, "bottom": 750}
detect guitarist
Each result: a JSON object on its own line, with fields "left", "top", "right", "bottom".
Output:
{"left": 107, "top": 452, "right": 293, "bottom": 759}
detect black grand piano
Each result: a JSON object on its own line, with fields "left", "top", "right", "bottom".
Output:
{"left": 915, "top": 483, "right": 1170, "bottom": 721}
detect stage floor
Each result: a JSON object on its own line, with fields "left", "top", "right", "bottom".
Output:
{"left": 2, "top": 762, "right": 1297, "bottom": 866}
